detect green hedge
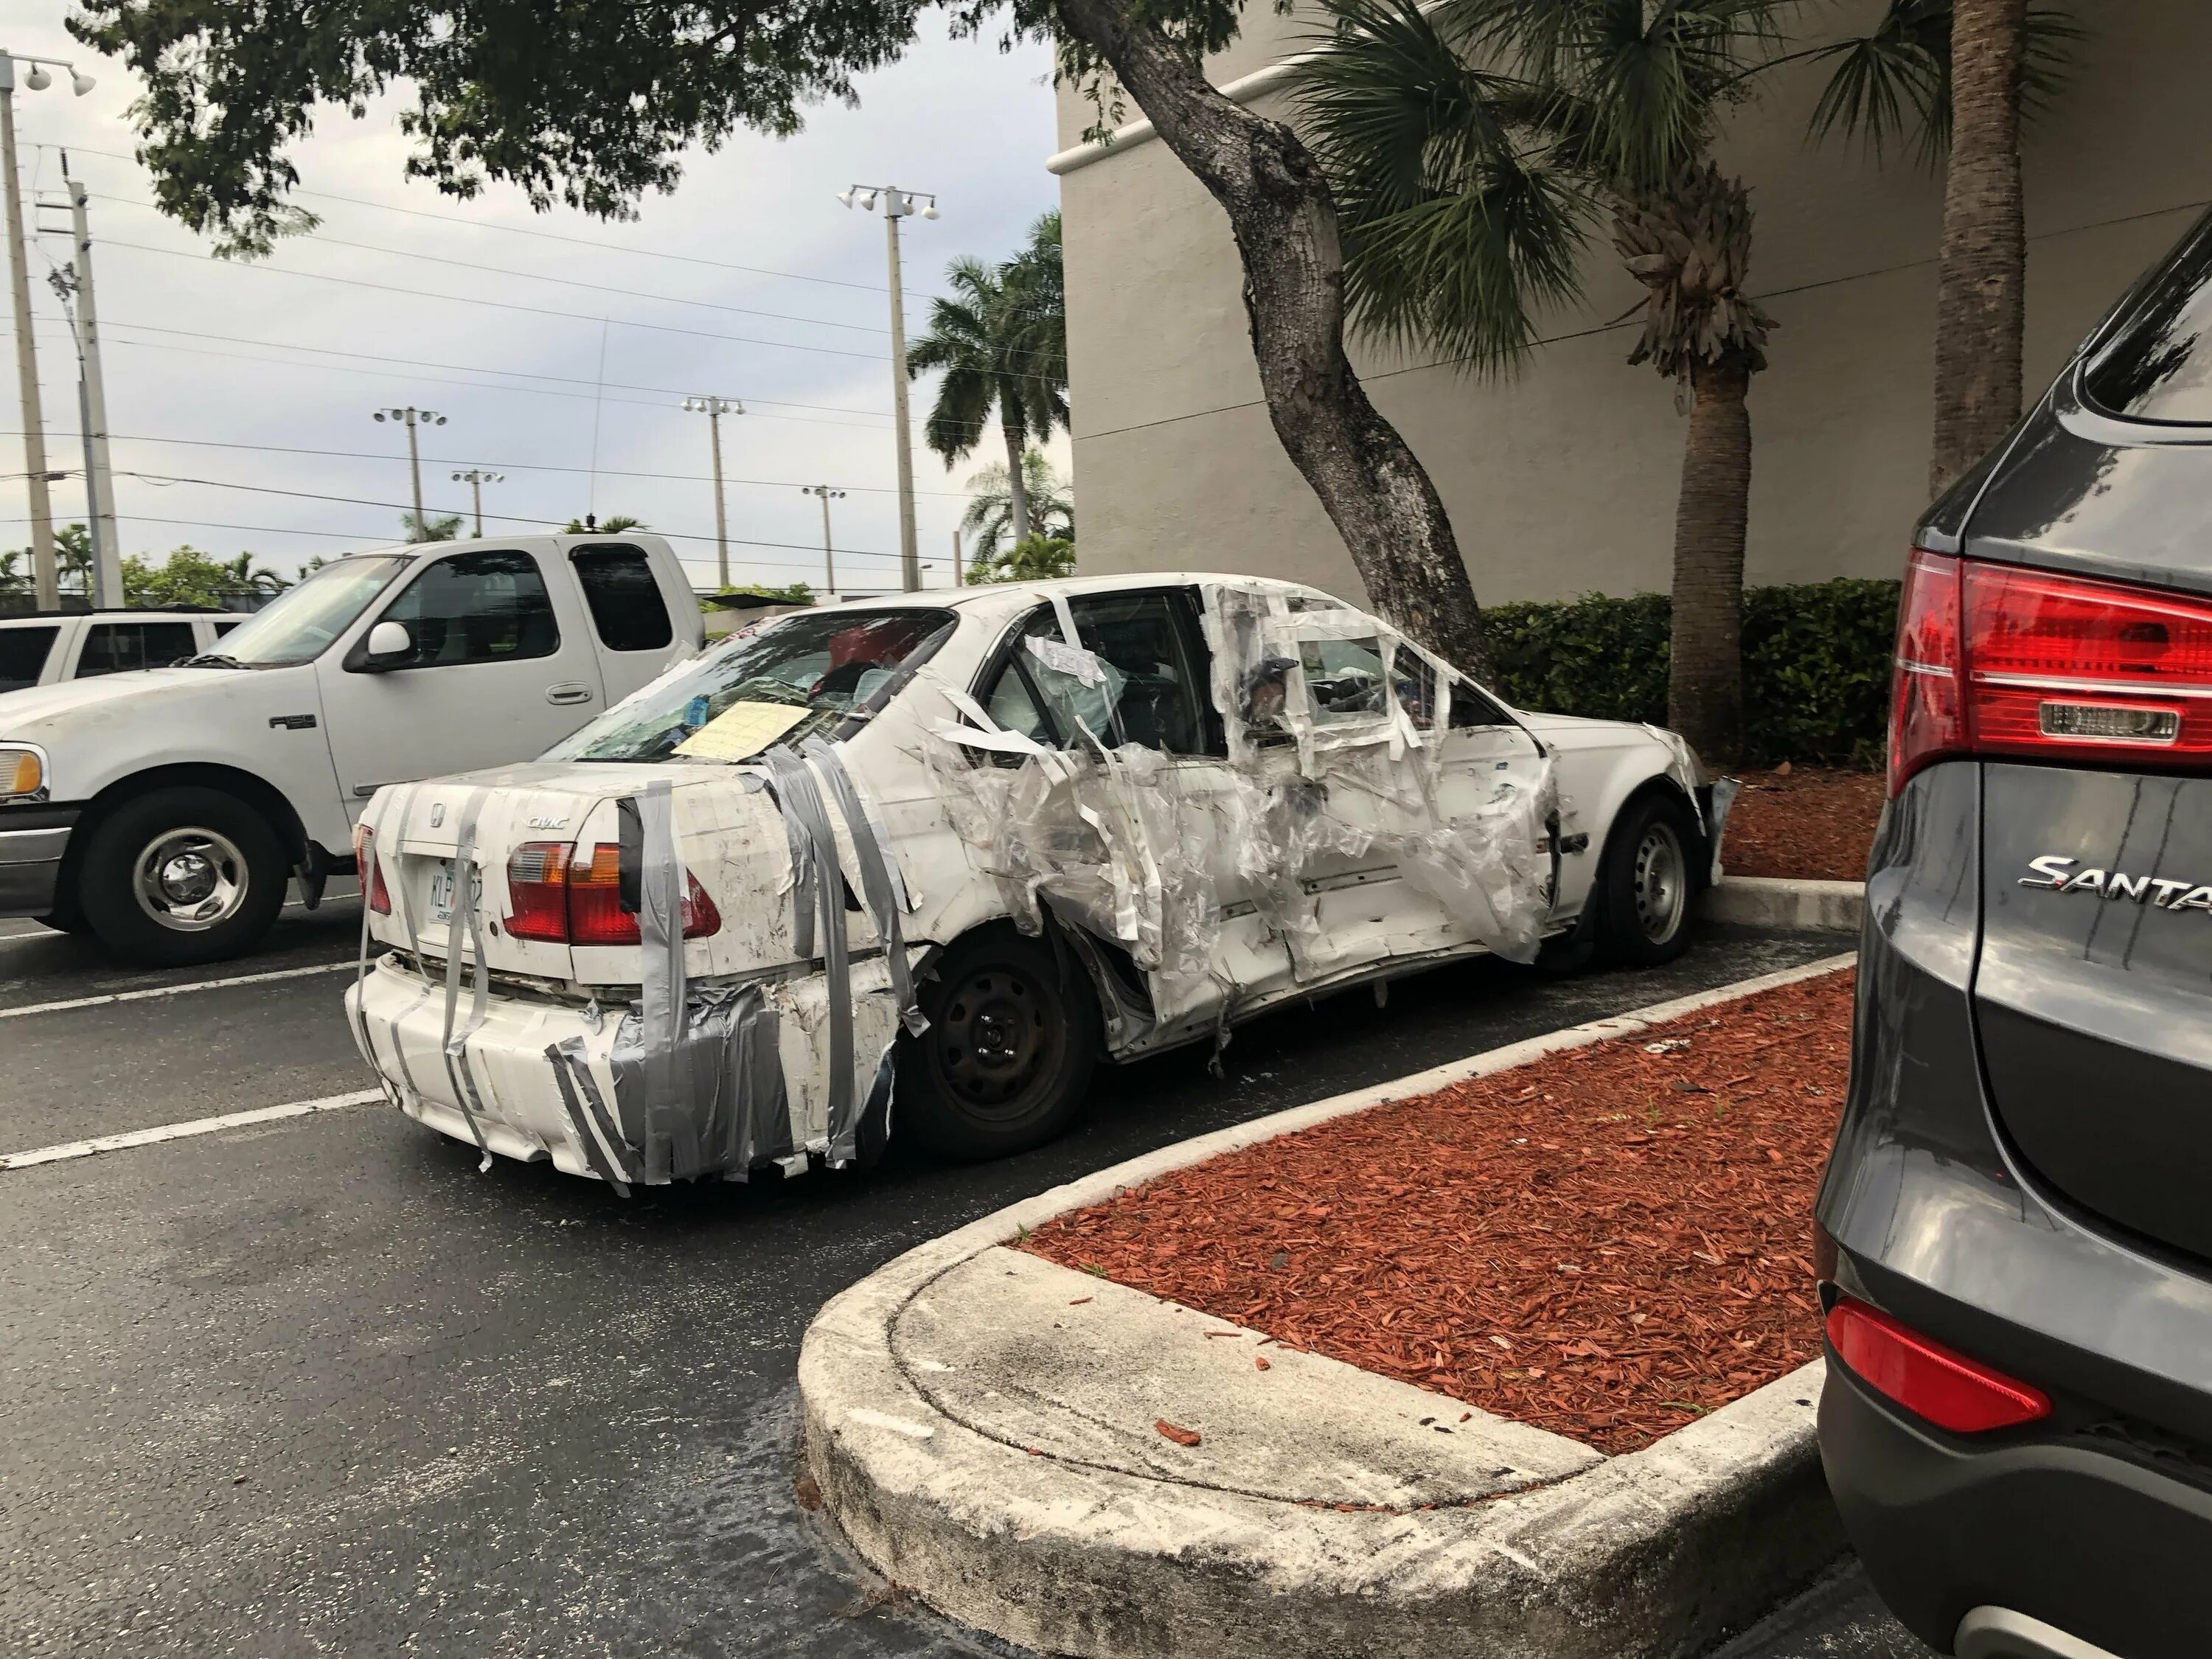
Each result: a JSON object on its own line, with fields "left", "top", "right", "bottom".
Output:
{"left": 1481, "top": 578, "right": 1900, "bottom": 767}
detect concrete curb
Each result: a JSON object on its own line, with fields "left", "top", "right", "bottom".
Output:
{"left": 802, "top": 955, "right": 1857, "bottom": 1658}
{"left": 1701, "top": 875, "right": 1865, "bottom": 934}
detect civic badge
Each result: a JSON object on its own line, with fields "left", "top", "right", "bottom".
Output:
{"left": 430, "top": 802, "right": 446, "bottom": 829}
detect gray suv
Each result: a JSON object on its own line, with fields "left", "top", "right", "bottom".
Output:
{"left": 1816, "top": 209, "right": 2212, "bottom": 1658}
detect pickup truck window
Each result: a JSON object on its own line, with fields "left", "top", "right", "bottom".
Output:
{"left": 209, "top": 554, "right": 413, "bottom": 667}
{"left": 571, "top": 546, "right": 673, "bottom": 651}
{"left": 369, "top": 551, "right": 559, "bottom": 670}
{"left": 550, "top": 606, "right": 956, "bottom": 762}
{"left": 0, "top": 625, "right": 58, "bottom": 692}
{"left": 77, "top": 620, "right": 197, "bottom": 678}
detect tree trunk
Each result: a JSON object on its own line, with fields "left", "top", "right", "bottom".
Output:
{"left": 1667, "top": 353, "right": 1753, "bottom": 767}
{"left": 1932, "top": 0, "right": 2028, "bottom": 498}
{"left": 1049, "top": 0, "right": 1492, "bottom": 679}
{"left": 1003, "top": 409, "right": 1032, "bottom": 544}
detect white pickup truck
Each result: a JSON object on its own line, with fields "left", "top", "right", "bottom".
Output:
{"left": 0, "top": 535, "right": 702, "bottom": 964}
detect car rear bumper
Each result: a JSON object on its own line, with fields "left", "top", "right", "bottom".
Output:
{"left": 1821, "top": 1355, "right": 2212, "bottom": 1658}
{"left": 347, "top": 950, "right": 908, "bottom": 1185}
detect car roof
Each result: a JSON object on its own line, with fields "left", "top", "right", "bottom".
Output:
{"left": 825, "top": 572, "right": 1345, "bottom": 618}
{"left": 0, "top": 609, "right": 232, "bottom": 624}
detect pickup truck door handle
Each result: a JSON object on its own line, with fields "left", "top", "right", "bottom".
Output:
{"left": 546, "top": 682, "right": 595, "bottom": 706}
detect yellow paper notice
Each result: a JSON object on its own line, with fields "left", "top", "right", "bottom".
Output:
{"left": 672, "top": 700, "right": 811, "bottom": 761}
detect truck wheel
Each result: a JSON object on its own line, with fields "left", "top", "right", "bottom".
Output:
{"left": 77, "top": 787, "right": 289, "bottom": 968}
{"left": 1596, "top": 790, "right": 1700, "bottom": 967}
{"left": 899, "top": 927, "right": 1099, "bottom": 1161}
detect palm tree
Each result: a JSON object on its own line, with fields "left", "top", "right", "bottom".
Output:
{"left": 907, "top": 212, "right": 1068, "bottom": 548}
{"left": 1298, "top": 0, "right": 1787, "bottom": 765}
{"left": 1806, "top": 1, "right": 2084, "bottom": 496}
{"left": 400, "top": 510, "right": 465, "bottom": 543}
{"left": 961, "top": 451, "right": 1075, "bottom": 568}
{"left": 563, "top": 514, "right": 647, "bottom": 533}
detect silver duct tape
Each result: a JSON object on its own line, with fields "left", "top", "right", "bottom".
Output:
{"left": 748, "top": 768, "right": 818, "bottom": 959}
{"left": 377, "top": 783, "right": 433, "bottom": 1103}
{"left": 759, "top": 745, "right": 858, "bottom": 1161}
{"left": 437, "top": 786, "right": 495, "bottom": 1171}
{"left": 633, "top": 779, "right": 689, "bottom": 1119}
{"left": 603, "top": 983, "right": 790, "bottom": 1183}
{"left": 548, "top": 1037, "right": 633, "bottom": 1197}
{"left": 800, "top": 737, "right": 925, "bottom": 1039}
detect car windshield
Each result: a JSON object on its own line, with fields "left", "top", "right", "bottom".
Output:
{"left": 193, "top": 554, "right": 415, "bottom": 668}
{"left": 549, "top": 606, "right": 958, "bottom": 762}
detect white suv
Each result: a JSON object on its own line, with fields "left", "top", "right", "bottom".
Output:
{"left": 0, "top": 609, "right": 245, "bottom": 692}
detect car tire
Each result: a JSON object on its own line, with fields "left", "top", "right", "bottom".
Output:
{"left": 77, "top": 787, "right": 290, "bottom": 968}
{"left": 899, "top": 925, "right": 1099, "bottom": 1161}
{"left": 1596, "top": 790, "right": 1700, "bottom": 967}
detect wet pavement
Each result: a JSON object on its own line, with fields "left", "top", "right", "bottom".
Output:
{"left": 0, "top": 908, "right": 1924, "bottom": 1656}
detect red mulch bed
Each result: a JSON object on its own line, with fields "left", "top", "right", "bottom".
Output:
{"left": 1722, "top": 765, "right": 1885, "bottom": 882}
{"left": 1020, "top": 970, "right": 1853, "bottom": 1454}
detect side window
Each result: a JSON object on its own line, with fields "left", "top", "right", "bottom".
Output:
{"left": 0, "top": 625, "right": 59, "bottom": 691}
{"left": 1393, "top": 648, "right": 1437, "bottom": 730}
{"left": 1298, "top": 635, "right": 1389, "bottom": 726}
{"left": 571, "top": 545, "right": 673, "bottom": 651}
{"left": 1063, "top": 590, "right": 1211, "bottom": 754}
{"left": 1449, "top": 680, "right": 1509, "bottom": 728}
{"left": 212, "top": 618, "right": 242, "bottom": 638}
{"left": 370, "top": 551, "right": 559, "bottom": 669}
{"left": 76, "top": 621, "right": 196, "bottom": 678}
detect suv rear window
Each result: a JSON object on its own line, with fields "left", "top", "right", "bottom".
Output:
{"left": 0, "top": 624, "right": 58, "bottom": 692}
{"left": 2083, "top": 212, "right": 2212, "bottom": 423}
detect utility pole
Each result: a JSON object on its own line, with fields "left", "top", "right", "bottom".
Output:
{"left": 374, "top": 406, "right": 445, "bottom": 538}
{"left": 0, "top": 50, "right": 95, "bottom": 608}
{"left": 450, "top": 468, "right": 503, "bottom": 536}
{"left": 838, "top": 184, "right": 936, "bottom": 593}
{"left": 800, "top": 484, "right": 844, "bottom": 595}
{"left": 952, "top": 528, "right": 963, "bottom": 588}
{"left": 42, "top": 157, "right": 119, "bottom": 605}
{"left": 681, "top": 395, "right": 742, "bottom": 588}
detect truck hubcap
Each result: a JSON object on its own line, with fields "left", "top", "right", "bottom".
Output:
{"left": 133, "top": 827, "right": 250, "bottom": 932}
{"left": 1632, "top": 822, "right": 1686, "bottom": 945}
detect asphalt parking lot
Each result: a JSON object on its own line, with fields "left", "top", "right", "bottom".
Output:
{"left": 0, "top": 906, "right": 1927, "bottom": 1658}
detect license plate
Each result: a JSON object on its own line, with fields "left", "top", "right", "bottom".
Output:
{"left": 428, "top": 861, "right": 456, "bottom": 925}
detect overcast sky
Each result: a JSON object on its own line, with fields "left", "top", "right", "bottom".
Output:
{"left": 1, "top": 6, "right": 1066, "bottom": 594}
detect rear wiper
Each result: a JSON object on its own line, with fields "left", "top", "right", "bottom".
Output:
{"left": 179, "top": 653, "right": 249, "bottom": 669}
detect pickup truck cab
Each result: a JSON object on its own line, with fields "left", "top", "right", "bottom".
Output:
{"left": 0, "top": 534, "right": 702, "bottom": 965}
{"left": 0, "top": 608, "right": 247, "bottom": 691}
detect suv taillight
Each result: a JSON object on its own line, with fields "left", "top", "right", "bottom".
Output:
{"left": 352, "top": 823, "right": 392, "bottom": 915}
{"left": 1889, "top": 550, "right": 2212, "bottom": 796}
{"left": 504, "top": 841, "right": 720, "bottom": 945}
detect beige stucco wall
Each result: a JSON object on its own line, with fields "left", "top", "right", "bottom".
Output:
{"left": 1052, "top": 1, "right": 2212, "bottom": 607}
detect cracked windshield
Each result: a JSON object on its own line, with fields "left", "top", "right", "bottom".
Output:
{"left": 550, "top": 608, "right": 956, "bottom": 762}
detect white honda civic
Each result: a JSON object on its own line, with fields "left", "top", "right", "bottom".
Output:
{"left": 344, "top": 574, "right": 1717, "bottom": 1188}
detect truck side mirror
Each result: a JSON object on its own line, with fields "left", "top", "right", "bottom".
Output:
{"left": 365, "top": 620, "right": 412, "bottom": 664}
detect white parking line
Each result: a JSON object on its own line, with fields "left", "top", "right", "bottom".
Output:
{"left": 0, "top": 959, "right": 357, "bottom": 1020}
{"left": 0, "top": 1088, "right": 383, "bottom": 1172}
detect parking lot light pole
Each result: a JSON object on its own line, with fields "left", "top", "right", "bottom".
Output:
{"left": 681, "top": 396, "right": 742, "bottom": 587}
{"left": 800, "top": 484, "right": 845, "bottom": 594}
{"left": 373, "top": 407, "right": 445, "bottom": 536}
{"left": 1, "top": 49, "right": 96, "bottom": 608}
{"left": 837, "top": 185, "right": 936, "bottom": 593}
{"left": 450, "top": 468, "right": 504, "bottom": 537}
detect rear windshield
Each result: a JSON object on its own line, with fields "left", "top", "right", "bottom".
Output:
{"left": 548, "top": 606, "right": 957, "bottom": 763}
{"left": 2082, "top": 212, "right": 2212, "bottom": 423}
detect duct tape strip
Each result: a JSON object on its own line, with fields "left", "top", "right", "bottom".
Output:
{"left": 760, "top": 745, "right": 858, "bottom": 1163}
{"left": 376, "top": 784, "right": 433, "bottom": 1104}
{"left": 631, "top": 779, "right": 690, "bottom": 1121}
{"left": 547, "top": 1037, "right": 633, "bottom": 1196}
{"left": 437, "top": 787, "right": 495, "bottom": 1172}
{"left": 800, "top": 737, "right": 925, "bottom": 1039}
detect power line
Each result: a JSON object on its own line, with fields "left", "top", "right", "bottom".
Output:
{"left": 85, "top": 191, "right": 897, "bottom": 338}
{"left": 41, "top": 141, "right": 940, "bottom": 302}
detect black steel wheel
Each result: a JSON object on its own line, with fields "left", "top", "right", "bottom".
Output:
{"left": 1596, "top": 790, "right": 1701, "bottom": 967}
{"left": 900, "top": 926, "right": 1099, "bottom": 1161}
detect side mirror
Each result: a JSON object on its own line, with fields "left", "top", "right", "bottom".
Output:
{"left": 365, "top": 619, "right": 413, "bottom": 664}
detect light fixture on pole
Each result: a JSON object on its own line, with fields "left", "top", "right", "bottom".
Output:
{"left": 373, "top": 407, "right": 446, "bottom": 538}
{"left": 681, "top": 395, "right": 743, "bottom": 588}
{"left": 0, "top": 47, "right": 95, "bottom": 608}
{"left": 450, "top": 469, "right": 504, "bottom": 537}
{"left": 838, "top": 184, "right": 936, "bottom": 593}
{"left": 799, "top": 485, "right": 846, "bottom": 595}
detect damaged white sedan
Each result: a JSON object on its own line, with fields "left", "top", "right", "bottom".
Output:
{"left": 344, "top": 575, "right": 1719, "bottom": 1188}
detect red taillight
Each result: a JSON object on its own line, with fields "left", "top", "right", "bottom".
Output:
{"left": 1889, "top": 550, "right": 2212, "bottom": 796}
{"left": 1826, "top": 1297, "right": 2051, "bottom": 1433}
{"left": 352, "top": 823, "right": 393, "bottom": 915}
{"left": 503, "top": 841, "right": 720, "bottom": 945}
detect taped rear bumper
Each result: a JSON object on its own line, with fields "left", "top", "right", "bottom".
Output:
{"left": 347, "top": 952, "right": 911, "bottom": 1186}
